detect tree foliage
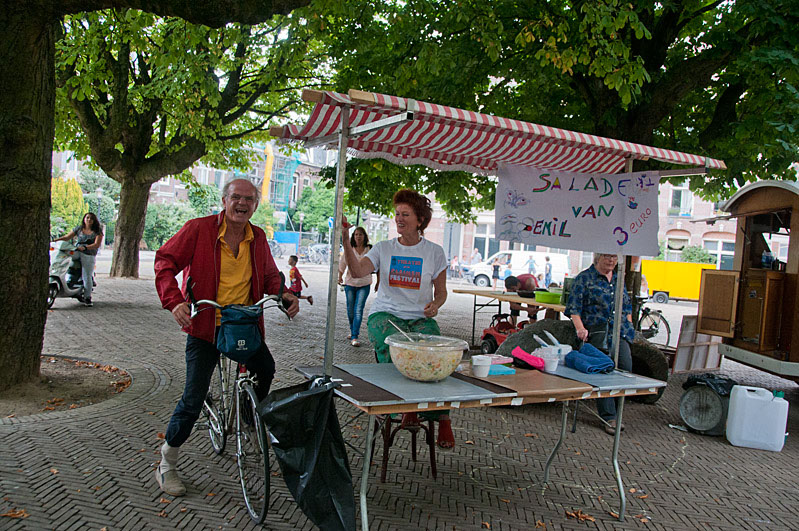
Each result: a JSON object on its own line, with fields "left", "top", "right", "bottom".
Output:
{"left": 0, "top": 0, "right": 311, "bottom": 392}
{"left": 680, "top": 245, "right": 716, "bottom": 264}
{"left": 50, "top": 176, "right": 89, "bottom": 239}
{"left": 187, "top": 183, "right": 222, "bottom": 216}
{"left": 313, "top": 0, "right": 799, "bottom": 203}
{"left": 251, "top": 201, "right": 276, "bottom": 235}
{"left": 143, "top": 201, "right": 196, "bottom": 250}
{"left": 78, "top": 168, "right": 121, "bottom": 202}
{"left": 54, "top": 7, "right": 329, "bottom": 276}
{"left": 291, "top": 183, "right": 358, "bottom": 235}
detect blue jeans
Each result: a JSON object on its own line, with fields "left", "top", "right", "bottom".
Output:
{"left": 344, "top": 285, "right": 370, "bottom": 340}
{"left": 76, "top": 252, "right": 96, "bottom": 300}
{"left": 165, "top": 334, "right": 275, "bottom": 447}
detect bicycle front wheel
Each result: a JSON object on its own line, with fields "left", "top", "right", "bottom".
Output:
{"left": 204, "top": 361, "right": 228, "bottom": 455}
{"left": 236, "top": 383, "right": 270, "bottom": 524}
{"left": 638, "top": 311, "right": 671, "bottom": 348}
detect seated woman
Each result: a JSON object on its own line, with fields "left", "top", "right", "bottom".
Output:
{"left": 340, "top": 189, "right": 453, "bottom": 448}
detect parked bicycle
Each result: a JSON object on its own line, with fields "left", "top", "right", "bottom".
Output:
{"left": 636, "top": 296, "right": 671, "bottom": 348}
{"left": 187, "top": 277, "right": 289, "bottom": 524}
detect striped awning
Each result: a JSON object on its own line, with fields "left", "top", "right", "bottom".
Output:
{"left": 271, "top": 89, "right": 726, "bottom": 175}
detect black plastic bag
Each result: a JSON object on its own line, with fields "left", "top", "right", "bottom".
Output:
{"left": 682, "top": 373, "right": 737, "bottom": 396}
{"left": 258, "top": 377, "right": 356, "bottom": 531}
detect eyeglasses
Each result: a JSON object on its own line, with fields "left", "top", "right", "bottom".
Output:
{"left": 227, "top": 194, "right": 256, "bottom": 203}
{"left": 599, "top": 254, "right": 618, "bottom": 259}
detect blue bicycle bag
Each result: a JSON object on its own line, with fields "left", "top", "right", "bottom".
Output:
{"left": 216, "top": 304, "right": 264, "bottom": 363}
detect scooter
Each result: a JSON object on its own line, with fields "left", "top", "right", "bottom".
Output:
{"left": 47, "top": 241, "right": 96, "bottom": 308}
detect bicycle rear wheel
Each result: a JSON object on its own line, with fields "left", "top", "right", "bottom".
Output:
{"left": 203, "top": 359, "right": 232, "bottom": 454}
{"left": 236, "top": 383, "right": 270, "bottom": 524}
{"left": 638, "top": 311, "right": 671, "bottom": 347}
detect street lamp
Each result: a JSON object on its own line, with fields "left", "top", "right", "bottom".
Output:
{"left": 298, "top": 212, "right": 305, "bottom": 235}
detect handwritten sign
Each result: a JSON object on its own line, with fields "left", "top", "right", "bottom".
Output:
{"left": 495, "top": 164, "right": 661, "bottom": 255}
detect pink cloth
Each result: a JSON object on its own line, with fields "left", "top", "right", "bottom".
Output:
{"left": 511, "top": 346, "right": 545, "bottom": 371}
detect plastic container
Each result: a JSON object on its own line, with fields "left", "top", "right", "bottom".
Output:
{"left": 536, "top": 347, "right": 560, "bottom": 373}
{"left": 726, "top": 385, "right": 789, "bottom": 452}
{"left": 534, "top": 291, "right": 561, "bottom": 304}
{"left": 471, "top": 354, "right": 492, "bottom": 377}
{"left": 556, "top": 344, "right": 572, "bottom": 361}
{"left": 385, "top": 333, "right": 468, "bottom": 382}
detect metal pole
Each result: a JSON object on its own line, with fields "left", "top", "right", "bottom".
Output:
{"left": 611, "top": 158, "right": 634, "bottom": 364}
{"left": 323, "top": 108, "right": 349, "bottom": 377}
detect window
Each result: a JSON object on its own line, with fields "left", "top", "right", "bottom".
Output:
{"left": 579, "top": 251, "right": 594, "bottom": 270}
{"left": 704, "top": 239, "right": 735, "bottom": 270}
{"left": 474, "top": 223, "right": 498, "bottom": 260}
{"left": 666, "top": 237, "right": 689, "bottom": 261}
{"left": 669, "top": 180, "right": 693, "bottom": 216}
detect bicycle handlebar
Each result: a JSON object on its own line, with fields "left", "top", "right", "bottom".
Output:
{"left": 186, "top": 273, "right": 290, "bottom": 320}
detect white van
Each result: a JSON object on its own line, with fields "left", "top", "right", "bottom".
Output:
{"left": 463, "top": 250, "right": 569, "bottom": 288}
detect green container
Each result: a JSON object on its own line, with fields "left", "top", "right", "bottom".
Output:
{"left": 534, "top": 290, "right": 561, "bottom": 304}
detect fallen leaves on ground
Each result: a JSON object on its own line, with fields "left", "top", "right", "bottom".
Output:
{"left": 535, "top": 521, "right": 546, "bottom": 528}
{"left": 481, "top": 523, "right": 491, "bottom": 529}
{"left": 156, "top": 433, "right": 165, "bottom": 439}
{"left": 524, "top": 433, "right": 538, "bottom": 438}
{"left": 159, "top": 498, "right": 171, "bottom": 504}
{"left": 1, "top": 509, "right": 29, "bottom": 518}
{"left": 629, "top": 488, "right": 636, "bottom": 493}
{"left": 608, "top": 511, "right": 619, "bottom": 519}
{"left": 565, "top": 509, "right": 595, "bottom": 522}
{"left": 637, "top": 494, "right": 649, "bottom": 499}
{"left": 158, "top": 510, "right": 167, "bottom": 517}
{"left": 464, "top": 440, "right": 475, "bottom": 445}
{"left": 50, "top": 468, "right": 58, "bottom": 474}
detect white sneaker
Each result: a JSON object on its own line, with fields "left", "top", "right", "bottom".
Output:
{"left": 352, "top": 339, "right": 361, "bottom": 347}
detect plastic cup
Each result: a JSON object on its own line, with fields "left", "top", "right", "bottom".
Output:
{"left": 540, "top": 348, "right": 560, "bottom": 373}
{"left": 471, "top": 355, "right": 491, "bottom": 377}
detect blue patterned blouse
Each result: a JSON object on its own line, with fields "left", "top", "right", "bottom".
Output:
{"left": 565, "top": 264, "right": 635, "bottom": 344}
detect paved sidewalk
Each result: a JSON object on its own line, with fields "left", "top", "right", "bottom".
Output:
{"left": 2, "top": 266, "right": 798, "bottom": 530}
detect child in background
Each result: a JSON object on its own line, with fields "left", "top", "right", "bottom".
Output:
{"left": 288, "top": 255, "right": 313, "bottom": 305}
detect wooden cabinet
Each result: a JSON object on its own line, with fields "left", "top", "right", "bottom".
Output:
{"left": 698, "top": 269, "right": 785, "bottom": 354}
{"left": 738, "top": 270, "right": 784, "bottom": 352}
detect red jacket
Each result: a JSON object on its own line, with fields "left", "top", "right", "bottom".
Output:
{"left": 154, "top": 211, "right": 282, "bottom": 343}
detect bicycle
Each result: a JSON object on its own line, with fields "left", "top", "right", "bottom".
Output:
{"left": 187, "top": 277, "right": 290, "bottom": 524}
{"left": 636, "top": 296, "right": 671, "bottom": 348}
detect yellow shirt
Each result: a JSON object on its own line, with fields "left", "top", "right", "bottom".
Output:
{"left": 216, "top": 218, "right": 254, "bottom": 324}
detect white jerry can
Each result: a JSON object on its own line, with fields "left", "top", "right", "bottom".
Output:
{"left": 726, "top": 385, "right": 789, "bottom": 452}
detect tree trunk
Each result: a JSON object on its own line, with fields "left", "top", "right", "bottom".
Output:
{"left": 110, "top": 179, "right": 152, "bottom": 278}
{"left": 0, "top": 11, "right": 56, "bottom": 391}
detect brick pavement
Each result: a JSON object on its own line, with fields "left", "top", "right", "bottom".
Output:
{"left": 1, "top": 265, "right": 798, "bottom": 530}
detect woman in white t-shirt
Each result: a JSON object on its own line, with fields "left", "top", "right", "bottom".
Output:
{"left": 338, "top": 226, "right": 373, "bottom": 347}
{"left": 341, "top": 189, "right": 454, "bottom": 448}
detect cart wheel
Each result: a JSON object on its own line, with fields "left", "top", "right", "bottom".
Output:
{"left": 481, "top": 336, "right": 498, "bottom": 354}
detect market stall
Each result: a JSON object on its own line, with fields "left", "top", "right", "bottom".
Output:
{"left": 271, "top": 88, "right": 725, "bottom": 527}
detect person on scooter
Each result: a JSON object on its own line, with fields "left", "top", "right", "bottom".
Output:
{"left": 53, "top": 212, "right": 103, "bottom": 307}
{"left": 153, "top": 178, "right": 300, "bottom": 497}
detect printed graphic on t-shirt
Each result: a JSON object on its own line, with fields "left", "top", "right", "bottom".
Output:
{"left": 388, "top": 256, "right": 422, "bottom": 290}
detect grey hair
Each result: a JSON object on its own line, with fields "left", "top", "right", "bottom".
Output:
{"left": 222, "top": 178, "right": 261, "bottom": 205}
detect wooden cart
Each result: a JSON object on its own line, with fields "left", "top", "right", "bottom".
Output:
{"left": 697, "top": 180, "right": 799, "bottom": 379}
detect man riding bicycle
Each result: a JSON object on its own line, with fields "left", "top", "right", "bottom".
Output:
{"left": 154, "top": 178, "right": 299, "bottom": 497}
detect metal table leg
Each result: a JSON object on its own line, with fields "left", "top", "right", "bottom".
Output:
{"left": 612, "top": 397, "right": 626, "bottom": 521}
{"left": 360, "top": 415, "right": 375, "bottom": 531}
{"left": 543, "top": 400, "right": 569, "bottom": 483}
